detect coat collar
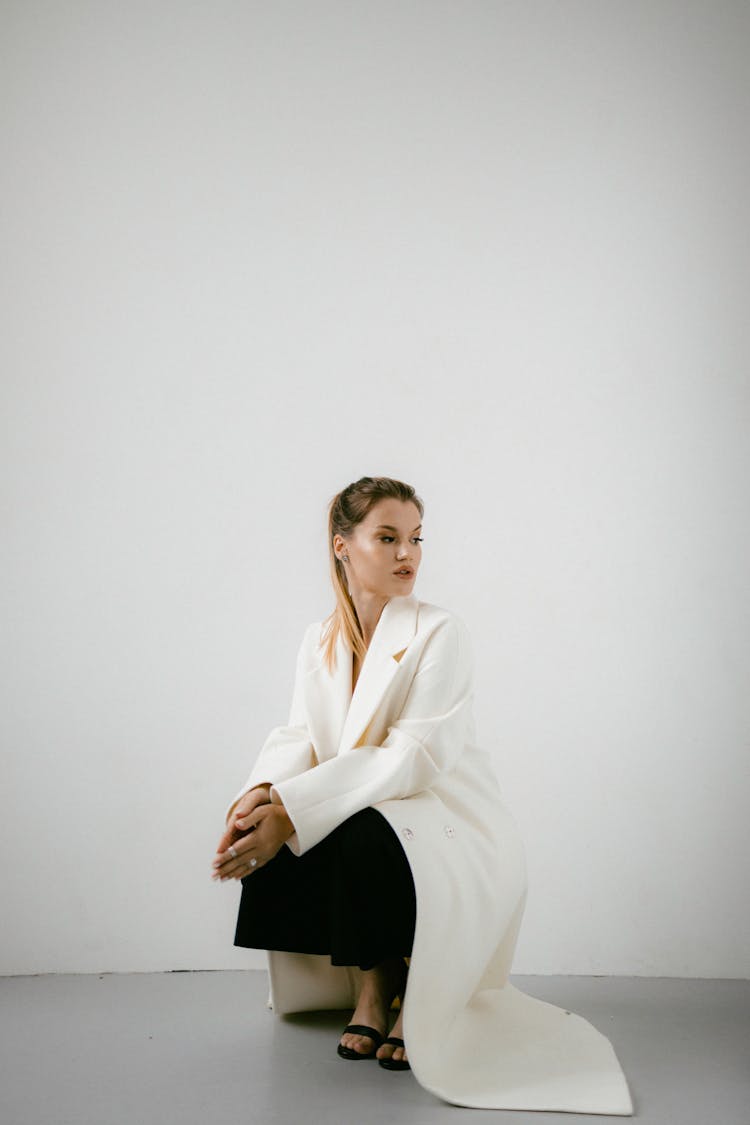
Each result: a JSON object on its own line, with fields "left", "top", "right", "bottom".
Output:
{"left": 309, "top": 594, "right": 420, "bottom": 756}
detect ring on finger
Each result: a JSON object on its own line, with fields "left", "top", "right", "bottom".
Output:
{"left": 228, "top": 845, "right": 238, "bottom": 859}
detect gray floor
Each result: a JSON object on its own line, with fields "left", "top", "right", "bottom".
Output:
{"left": 0, "top": 972, "right": 748, "bottom": 1125}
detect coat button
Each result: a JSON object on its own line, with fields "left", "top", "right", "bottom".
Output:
{"left": 402, "top": 828, "right": 414, "bottom": 841}
{"left": 443, "top": 825, "right": 455, "bottom": 838}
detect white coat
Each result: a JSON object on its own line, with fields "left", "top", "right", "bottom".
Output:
{"left": 228, "top": 594, "right": 633, "bottom": 1114}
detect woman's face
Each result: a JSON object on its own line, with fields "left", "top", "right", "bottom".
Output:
{"left": 339, "top": 498, "right": 423, "bottom": 600}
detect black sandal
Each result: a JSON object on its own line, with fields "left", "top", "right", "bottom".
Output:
{"left": 337, "top": 1024, "right": 385, "bottom": 1060}
{"left": 378, "top": 1036, "right": 411, "bottom": 1070}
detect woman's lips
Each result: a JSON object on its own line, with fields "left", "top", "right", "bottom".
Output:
{"left": 393, "top": 569, "right": 414, "bottom": 578}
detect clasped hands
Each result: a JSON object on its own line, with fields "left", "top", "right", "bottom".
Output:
{"left": 212, "top": 784, "right": 294, "bottom": 881}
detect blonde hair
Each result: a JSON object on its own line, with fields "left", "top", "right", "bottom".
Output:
{"left": 321, "top": 476, "right": 424, "bottom": 672}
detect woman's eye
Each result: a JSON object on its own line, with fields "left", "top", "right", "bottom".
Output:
{"left": 380, "top": 537, "right": 424, "bottom": 543}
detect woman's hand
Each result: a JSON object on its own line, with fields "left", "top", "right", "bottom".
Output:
{"left": 214, "top": 784, "right": 272, "bottom": 859}
{"left": 212, "top": 802, "right": 295, "bottom": 881}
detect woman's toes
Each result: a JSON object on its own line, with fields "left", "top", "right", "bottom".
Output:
{"left": 376, "top": 1041, "right": 403, "bottom": 1060}
{"left": 376, "top": 1040, "right": 408, "bottom": 1064}
{"left": 342, "top": 1033, "right": 373, "bottom": 1054}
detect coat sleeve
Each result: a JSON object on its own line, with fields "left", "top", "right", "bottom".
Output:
{"left": 271, "top": 616, "right": 473, "bottom": 856}
{"left": 224, "top": 623, "right": 318, "bottom": 831}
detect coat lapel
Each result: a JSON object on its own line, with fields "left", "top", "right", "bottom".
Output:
{"left": 338, "top": 594, "right": 419, "bottom": 753}
{"left": 304, "top": 594, "right": 419, "bottom": 760}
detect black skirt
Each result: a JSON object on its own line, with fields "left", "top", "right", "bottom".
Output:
{"left": 233, "top": 807, "right": 416, "bottom": 972}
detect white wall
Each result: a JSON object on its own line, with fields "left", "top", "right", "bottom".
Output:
{"left": 1, "top": 0, "right": 748, "bottom": 977}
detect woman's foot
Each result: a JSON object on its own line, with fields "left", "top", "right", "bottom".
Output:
{"left": 339, "top": 957, "right": 405, "bottom": 1058}
{"left": 376, "top": 1005, "right": 409, "bottom": 1068}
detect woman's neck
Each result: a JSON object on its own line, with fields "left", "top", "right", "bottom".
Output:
{"left": 350, "top": 592, "right": 389, "bottom": 647}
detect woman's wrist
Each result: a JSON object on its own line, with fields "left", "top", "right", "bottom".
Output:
{"left": 274, "top": 802, "right": 295, "bottom": 842}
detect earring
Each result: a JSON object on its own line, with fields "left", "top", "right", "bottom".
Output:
{"left": 342, "top": 554, "right": 349, "bottom": 562}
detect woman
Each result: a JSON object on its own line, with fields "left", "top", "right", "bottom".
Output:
{"left": 212, "top": 477, "right": 633, "bottom": 1113}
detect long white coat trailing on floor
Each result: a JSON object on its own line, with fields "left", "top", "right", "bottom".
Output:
{"left": 227, "top": 594, "right": 634, "bottom": 1115}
